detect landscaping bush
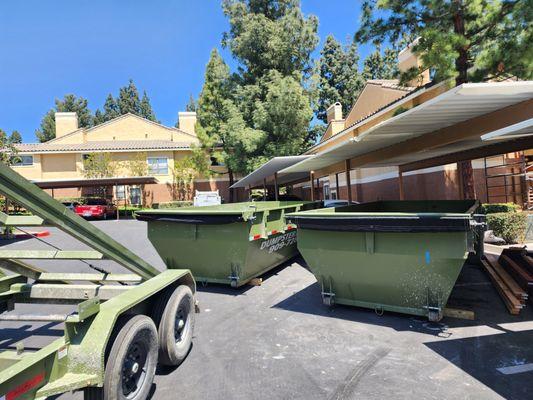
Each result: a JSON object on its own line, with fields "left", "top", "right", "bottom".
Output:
{"left": 486, "top": 212, "right": 527, "bottom": 244}
{"left": 481, "top": 202, "right": 521, "bottom": 214}
{"left": 152, "top": 201, "right": 193, "bottom": 209}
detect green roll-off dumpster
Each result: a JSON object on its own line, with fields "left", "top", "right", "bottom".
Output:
{"left": 136, "top": 201, "right": 317, "bottom": 287}
{"left": 287, "top": 200, "right": 481, "bottom": 321}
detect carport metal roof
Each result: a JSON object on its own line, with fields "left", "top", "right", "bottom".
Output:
{"left": 281, "top": 82, "right": 533, "bottom": 175}
{"left": 230, "top": 156, "right": 312, "bottom": 188}
{"left": 32, "top": 176, "right": 158, "bottom": 189}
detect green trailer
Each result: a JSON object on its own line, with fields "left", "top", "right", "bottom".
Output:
{"left": 287, "top": 200, "right": 482, "bottom": 321}
{"left": 136, "top": 201, "right": 318, "bottom": 287}
{"left": 0, "top": 163, "right": 197, "bottom": 400}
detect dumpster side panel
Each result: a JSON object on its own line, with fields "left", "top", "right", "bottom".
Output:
{"left": 242, "top": 230, "right": 299, "bottom": 285}
{"left": 146, "top": 220, "right": 250, "bottom": 284}
{"left": 297, "top": 229, "right": 469, "bottom": 316}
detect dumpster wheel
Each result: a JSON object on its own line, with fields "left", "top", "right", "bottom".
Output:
{"left": 84, "top": 315, "right": 158, "bottom": 400}
{"left": 153, "top": 285, "right": 195, "bottom": 367}
{"left": 322, "top": 294, "right": 335, "bottom": 307}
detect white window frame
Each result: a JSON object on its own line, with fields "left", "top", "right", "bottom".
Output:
{"left": 147, "top": 157, "right": 168, "bottom": 175}
{"left": 11, "top": 155, "right": 34, "bottom": 167}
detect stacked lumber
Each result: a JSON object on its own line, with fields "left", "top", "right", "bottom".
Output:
{"left": 482, "top": 251, "right": 529, "bottom": 315}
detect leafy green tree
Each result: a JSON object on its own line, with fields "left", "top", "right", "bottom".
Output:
{"left": 316, "top": 35, "right": 365, "bottom": 124}
{"left": 8, "top": 130, "right": 22, "bottom": 144}
{"left": 362, "top": 46, "right": 399, "bottom": 81}
{"left": 35, "top": 94, "right": 93, "bottom": 142}
{"left": 122, "top": 152, "right": 148, "bottom": 176}
{"left": 82, "top": 153, "right": 118, "bottom": 178}
{"left": 356, "top": 0, "right": 533, "bottom": 85}
{"left": 117, "top": 79, "right": 142, "bottom": 115}
{"left": 140, "top": 91, "right": 157, "bottom": 122}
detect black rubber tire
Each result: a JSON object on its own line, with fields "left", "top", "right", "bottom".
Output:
{"left": 91, "top": 315, "right": 158, "bottom": 400}
{"left": 153, "top": 285, "right": 195, "bottom": 366}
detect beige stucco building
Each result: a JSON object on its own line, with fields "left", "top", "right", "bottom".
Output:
{"left": 11, "top": 112, "right": 231, "bottom": 205}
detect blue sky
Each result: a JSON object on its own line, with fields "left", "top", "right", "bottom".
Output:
{"left": 0, "top": 1, "right": 372, "bottom": 142}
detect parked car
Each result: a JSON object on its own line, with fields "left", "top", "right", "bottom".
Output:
{"left": 75, "top": 198, "right": 116, "bottom": 219}
{"left": 61, "top": 201, "right": 79, "bottom": 211}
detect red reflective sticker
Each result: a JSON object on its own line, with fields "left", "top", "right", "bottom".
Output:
{"left": 6, "top": 372, "right": 44, "bottom": 400}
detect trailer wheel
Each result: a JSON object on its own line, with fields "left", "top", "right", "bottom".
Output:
{"left": 85, "top": 315, "right": 158, "bottom": 400}
{"left": 153, "top": 285, "right": 195, "bottom": 366}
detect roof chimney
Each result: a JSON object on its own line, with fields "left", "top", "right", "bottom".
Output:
{"left": 398, "top": 38, "right": 431, "bottom": 87}
{"left": 326, "top": 102, "right": 343, "bottom": 124}
{"left": 178, "top": 111, "right": 197, "bottom": 136}
{"left": 55, "top": 112, "right": 78, "bottom": 138}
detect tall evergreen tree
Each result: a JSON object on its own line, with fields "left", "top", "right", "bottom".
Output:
{"left": 8, "top": 130, "right": 22, "bottom": 144}
{"left": 117, "top": 79, "right": 142, "bottom": 115}
{"left": 185, "top": 94, "right": 197, "bottom": 112}
{"left": 316, "top": 35, "right": 364, "bottom": 124}
{"left": 356, "top": 0, "right": 532, "bottom": 85}
{"left": 103, "top": 94, "right": 120, "bottom": 121}
{"left": 35, "top": 94, "right": 93, "bottom": 142}
{"left": 197, "top": 49, "right": 264, "bottom": 200}
{"left": 362, "top": 47, "right": 399, "bottom": 81}
{"left": 140, "top": 91, "right": 157, "bottom": 121}
{"left": 223, "top": 0, "right": 319, "bottom": 81}
{"left": 219, "top": 0, "right": 318, "bottom": 173}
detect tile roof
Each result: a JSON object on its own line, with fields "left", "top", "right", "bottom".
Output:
{"left": 15, "top": 140, "right": 192, "bottom": 153}
{"left": 366, "top": 79, "right": 416, "bottom": 91}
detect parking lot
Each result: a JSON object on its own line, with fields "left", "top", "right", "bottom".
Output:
{"left": 1, "top": 219, "right": 533, "bottom": 400}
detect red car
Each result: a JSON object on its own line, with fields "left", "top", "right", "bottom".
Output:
{"left": 75, "top": 198, "right": 116, "bottom": 219}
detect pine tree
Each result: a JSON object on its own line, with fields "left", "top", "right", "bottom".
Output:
{"left": 103, "top": 94, "right": 120, "bottom": 121}
{"left": 362, "top": 47, "right": 399, "bottom": 81}
{"left": 35, "top": 94, "right": 93, "bottom": 142}
{"left": 220, "top": 0, "right": 319, "bottom": 172}
{"left": 316, "top": 35, "right": 364, "bottom": 124}
{"left": 117, "top": 79, "right": 142, "bottom": 115}
{"left": 185, "top": 94, "right": 197, "bottom": 112}
{"left": 8, "top": 130, "right": 22, "bottom": 144}
{"left": 356, "top": 0, "right": 532, "bottom": 85}
{"left": 197, "top": 49, "right": 264, "bottom": 200}
{"left": 140, "top": 91, "right": 157, "bottom": 121}
{"left": 222, "top": 0, "right": 319, "bottom": 81}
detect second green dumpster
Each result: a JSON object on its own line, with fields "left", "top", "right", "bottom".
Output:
{"left": 136, "top": 201, "right": 317, "bottom": 287}
{"left": 287, "top": 200, "right": 480, "bottom": 321}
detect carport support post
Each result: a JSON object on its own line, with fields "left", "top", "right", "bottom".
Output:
{"left": 263, "top": 179, "right": 267, "bottom": 200}
{"left": 274, "top": 172, "right": 279, "bottom": 201}
{"left": 398, "top": 170, "right": 405, "bottom": 200}
{"left": 345, "top": 159, "right": 352, "bottom": 203}
{"left": 335, "top": 173, "right": 339, "bottom": 199}
{"left": 115, "top": 185, "right": 120, "bottom": 220}
{"left": 310, "top": 171, "right": 315, "bottom": 201}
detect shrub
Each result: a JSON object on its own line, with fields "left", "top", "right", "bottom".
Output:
{"left": 486, "top": 212, "right": 527, "bottom": 244}
{"left": 481, "top": 203, "right": 521, "bottom": 214}
{"left": 152, "top": 201, "right": 193, "bottom": 209}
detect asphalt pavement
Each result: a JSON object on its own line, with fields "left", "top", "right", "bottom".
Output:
{"left": 1, "top": 220, "right": 533, "bottom": 400}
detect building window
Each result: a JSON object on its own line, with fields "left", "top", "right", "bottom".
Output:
{"left": 130, "top": 186, "right": 141, "bottom": 205}
{"left": 11, "top": 155, "right": 33, "bottom": 166}
{"left": 116, "top": 185, "right": 126, "bottom": 200}
{"left": 147, "top": 157, "right": 168, "bottom": 175}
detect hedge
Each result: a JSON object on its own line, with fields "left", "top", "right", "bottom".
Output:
{"left": 486, "top": 212, "right": 527, "bottom": 244}
{"left": 152, "top": 201, "right": 193, "bottom": 209}
{"left": 481, "top": 203, "right": 521, "bottom": 214}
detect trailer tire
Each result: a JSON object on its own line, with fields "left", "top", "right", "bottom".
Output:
{"left": 153, "top": 285, "right": 195, "bottom": 366}
{"left": 85, "top": 315, "right": 158, "bottom": 400}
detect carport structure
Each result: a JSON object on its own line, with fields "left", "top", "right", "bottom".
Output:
{"left": 230, "top": 156, "right": 312, "bottom": 199}
{"left": 273, "top": 81, "right": 533, "bottom": 203}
